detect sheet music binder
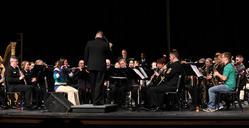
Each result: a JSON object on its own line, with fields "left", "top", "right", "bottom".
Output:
{"left": 133, "top": 68, "right": 145, "bottom": 80}
{"left": 190, "top": 65, "right": 203, "bottom": 78}
{"left": 182, "top": 64, "right": 203, "bottom": 78}
{"left": 138, "top": 67, "right": 148, "bottom": 79}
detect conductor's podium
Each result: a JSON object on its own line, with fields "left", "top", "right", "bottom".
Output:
{"left": 71, "top": 104, "right": 118, "bottom": 113}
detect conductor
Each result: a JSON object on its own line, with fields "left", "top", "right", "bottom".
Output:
{"left": 84, "top": 31, "right": 111, "bottom": 105}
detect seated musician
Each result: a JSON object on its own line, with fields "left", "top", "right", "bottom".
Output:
{"left": 146, "top": 50, "right": 184, "bottom": 111}
{"left": 5, "top": 56, "right": 33, "bottom": 109}
{"left": 213, "top": 52, "right": 225, "bottom": 83}
{"left": 71, "top": 60, "right": 91, "bottom": 104}
{"left": 0, "top": 57, "right": 4, "bottom": 85}
{"left": 108, "top": 59, "right": 137, "bottom": 107}
{"left": 32, "top": 59, "right": 50, "bottom": 106}
{"left": 21, "top": 61, "right": 42, "bottom": 109}
{"left": 234, "top": 54, "right": 246, "bottom": 76}
{"left": 200, "top": 58, "right": 214, "bottom": 105}
{"left": 0, "top": 57, "right": 5, "bottom": 85}
{"left": 128, "top": 60, "right": 135, "bottom": 68}
{"left": 234, "top": 54, "right": 246, "bottom": 90}
{"left": 53, "top": 60, "right": 80, "bottom": 105}
{"left": 146, "top": 58, "right": 166, "bottom": 87}
{"left": 60, "top": 58, "right": 73, "bottom": 85}
{"left": 118, "top": 49, "right": 131, "bottom": 63}
{"left": 203, "top": 52, "right": 236, "bottom": 112}
{"left": 139, "top": 52, "right": 149, "bottom": 68}
{"left": 104, "top": 59, "right": 114, "bottom": 104}
{"left": 0, "top": 58, "right": 5, "bottom": 108}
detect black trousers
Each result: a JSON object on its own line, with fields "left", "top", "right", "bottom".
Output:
{"left": 0, "top": 85, "right": 4, "bottom": 106}
{"left": 109, "top": 84, "right": 131, "bottom": 106}
{"left": 32, "top": 84, "right": 43, "bottom": 106}
{"left": 89, "top": 71, "right": 105, "bottom": 105}
{"left": 147, "top": 85, "right": 176, "bottom": 108}
{"left": 8, "top": 84, "right": 32, "bottom": 106}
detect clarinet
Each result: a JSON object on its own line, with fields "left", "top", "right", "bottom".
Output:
{"left": 17, "top": 66, "right": 27, "bottom": 85}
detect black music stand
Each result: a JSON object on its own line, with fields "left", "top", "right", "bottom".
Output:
{"left": 183, "top": 64, "right": 204, "bottom": 111}
{"left": 107, "top": 68, "right": 128, "bottom": 105}
{"left": 131, "top": 67, "right": 149, "bottom": 111}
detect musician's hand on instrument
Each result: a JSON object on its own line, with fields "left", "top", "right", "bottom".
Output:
{"left": 69, "top": 72, "right": 73, "bottom": 77}
{"left": 77, "top": 67, "right": 82, "bottom": 71}
{"left": 213, "top": 70, "right": 219, "bottom": 77}
{"left": 86, "top": 69, "right": 90, "bottom": 73}
{"left": 213, "top": 68, "right": 217, "bottom": 72}
{"left": 206, "top": 75, "right": 212, "bottom": 80}
{"left": 19, "top": 75, "right": 24, "bottom": 80}
{"left": 31, "top": 77, "right": 37, "bottom": 82}
{"left": 44, "top": 63, "right": 48, "bottom": 68}
{"left": 155, "top": 72, "right": 159, "bottom": 76}
{"left": 109, "top": 42, "right": 113, "bottom": 49}
{"left": 104, "top": 81, "right": 108, "bottom": 86}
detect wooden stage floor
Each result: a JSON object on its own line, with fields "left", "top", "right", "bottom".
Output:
{"left": 1, "top": 103, "right": 249, "bottom": 127}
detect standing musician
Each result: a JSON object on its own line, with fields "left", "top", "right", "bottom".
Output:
{"left": 146, "top": 49, "right": 184, "bottom": 111}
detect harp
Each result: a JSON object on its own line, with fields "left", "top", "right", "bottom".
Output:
{"left": 1, "top": 42, "right": 17, "bottom": 67}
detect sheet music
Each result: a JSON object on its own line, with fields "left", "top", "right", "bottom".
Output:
{"left": 190, "top": 65, "right": 203, "bottom": 77}
{"left": 133, "top": 68, "right": 145, "bottom": 79}
{"left": 139, "top": 67, "right": 148, "bottom": 79}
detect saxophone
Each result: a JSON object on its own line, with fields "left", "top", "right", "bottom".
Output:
{"left": 211, "top": 64, "right": 219, "bottom": 86}
{"left": 146, "top": 68, "right": 160, "bottom": 86}
{"left": 146, "top": 67, "right": 166, "bottom": 87}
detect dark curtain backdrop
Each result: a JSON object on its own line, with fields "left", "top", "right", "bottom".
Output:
{"left": 1, "top": 0, "right": 248, "bottom": 66}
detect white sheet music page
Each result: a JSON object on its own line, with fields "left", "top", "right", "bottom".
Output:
{"left": 133, "top": 68, "right": 145, "bottom": 79}
{"left": 139, "top": 67, "right": 148, "bottom": 79}
{"left": 190, "top": 65, "right": 203, "bottom": 77}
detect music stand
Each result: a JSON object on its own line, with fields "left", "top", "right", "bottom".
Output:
{"left": 183, "top": 64, "right": 203, "bottom": 111}
{"left": 131, "top": 67, "right": 149, "bottom": 111}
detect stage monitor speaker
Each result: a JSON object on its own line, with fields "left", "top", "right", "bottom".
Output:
{"left": 44, "top": 92, "right": 73, "bottom": 112}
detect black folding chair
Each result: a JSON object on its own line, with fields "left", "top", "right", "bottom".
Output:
{"left": 217, "top": 75, "right": 243, "bottom": 112}
{"left": 165, "top": 75, "right": 183, "bottom": 111}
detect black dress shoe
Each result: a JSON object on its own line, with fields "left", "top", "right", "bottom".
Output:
{"left": 150, "top": 107, "right": 161, "bottom": 112}
{"left": 93, "top": 103, "right": 104, "bottom": 106}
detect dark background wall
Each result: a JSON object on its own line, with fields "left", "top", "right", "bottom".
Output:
{"left": 1, "top": 0, "right": 248, "bottom": 66}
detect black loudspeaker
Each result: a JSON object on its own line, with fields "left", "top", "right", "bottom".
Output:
{"left": 44, "top": 92, "right": 73, "bottom": 112}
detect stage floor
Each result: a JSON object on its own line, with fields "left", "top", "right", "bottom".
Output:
{"left": 1, "top": 103, "right": 249, "bottom": 127}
